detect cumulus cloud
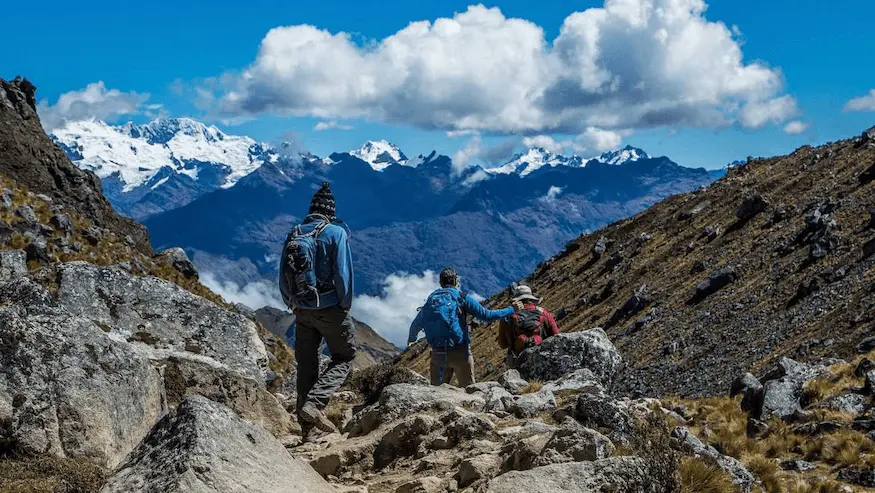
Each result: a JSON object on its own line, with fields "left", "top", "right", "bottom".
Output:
{"left": 783, "top": 120, "right": 808, "bottom": 135}
{"left": 314, "top": 120, "right": 354, "bottom": 131}
{"left": 522, "top": 135, "right": 565, "bottom": 153}
{"left": 451, "top": 135, "right": 520, "bottom": 172}
{"left": 545, "top": 186, "right": 564, "bottom": 200}
{"left": 576, "top": 127, "right": 624, "bottom": 153}
{"left": 738, "top": 95, "right": 799, "bottom": 129}
{"left": 844, "top": 89, "right": 875, "bottom": 112}
{"left": 213, "top": 1, "right": 796, "bottom": 134}
{"left": 200, "top": 272, "right": 286, "bottom": 310}
{"left": 351, "top": 271, "right": 440, "bottom": 347}
{"left": 37, "top": 81, "right": 153, "bottom": 131}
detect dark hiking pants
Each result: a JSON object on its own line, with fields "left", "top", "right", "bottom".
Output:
{"left": 429, "top": 346, "right": 475, "bottom": 387}
{"left": 295, "top": 306, "right": 356, "bottom": 421}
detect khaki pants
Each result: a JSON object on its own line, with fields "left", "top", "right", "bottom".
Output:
{"left": 430, "top": 346, "right": 475, "bottom": 387}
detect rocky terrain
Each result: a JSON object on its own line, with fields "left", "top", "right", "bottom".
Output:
{"left": 400, "top": 126, "right": 875, "bottom": 400}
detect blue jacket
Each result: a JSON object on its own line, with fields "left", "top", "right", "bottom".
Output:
{"left": 407, "top": 287, "right": 513, "bottom": 347}
{"left": 293, "top": 215, "right": 354, "bottom": 310}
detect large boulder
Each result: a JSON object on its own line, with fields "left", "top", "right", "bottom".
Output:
{"left": 350, "top": 384, "right": 485, "bottom": 436}
{"left": 499, "top": 369, "right": 529, "bottom": 395}
{"left": 101, "top": 396, "right": 333, "bottom": 493}
{"left": 487, "top": 456, "right": 673, "bottom": 493}
{"left": 502, "top": 388, "right": 557, "bottom": 418}
{"left": 758, "top": 357, "right": 828, "bottom": 420}
{"left": 537, "top": 419, "right": 614, "bottom": 464}
{"left": 516, "top": 329, "right": 622, "bottom": 386}
{"left": 57, "top": 262, "right": 268, "bottom": 382}
{"left": 155, "top": 247, "right": 199, "bottom": 279}
{"left": 671, "top": 427, "right": 755, "bottom": 492}
{"left": 0, "top": 302, "right": 164, "bottom": 468}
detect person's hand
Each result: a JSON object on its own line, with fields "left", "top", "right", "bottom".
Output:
{"left": 512, "top": 301, "right": 524, "bottom": 312}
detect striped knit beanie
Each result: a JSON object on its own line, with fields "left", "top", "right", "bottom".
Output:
{"left": 309, "top": 181, "right": 336, "bottom": 220}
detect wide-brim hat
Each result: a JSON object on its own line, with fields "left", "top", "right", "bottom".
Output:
{"left": 512, "top": 285, "right": 541, "bottom": 303}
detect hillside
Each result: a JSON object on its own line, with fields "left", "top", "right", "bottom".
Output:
{"left": 401, "top": 125, "right": 875, "bottom": 399}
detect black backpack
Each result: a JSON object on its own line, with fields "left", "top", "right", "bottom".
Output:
{"left": 514, "top": 307, "right": 545, "bottom": 338}
{"left": 279, "top": 218, "right": 331, "bottom": 308}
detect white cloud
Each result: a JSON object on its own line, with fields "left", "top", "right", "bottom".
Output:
{"left": 576, "top": 127, "right": 624, "bottom": 153}
{"left": 452, "top": 135, "right": 519, "bottom": 172}
{"left": 351, "top": 271, "right": 440, "bottom": 347}
{"left": 314, "top": 120, "right": 354, "bottom": 131}
{"left": 200, "top": 271, "right": 286, "bottom": 310}
{"left": 522, "top": 135, "right": 564, "bottom": 153}
{"left": 462, "top": 168, "right": 491, "bottom": 186}
{"left": 545, "top": 186, "right": 564, "bottom": 200}
{"left": 844, "top": 89, "right": 875, "bottom": 112}
{"left": 37, "top": 81, "right": 153, "bottom": 131}
{"left": 738, "top": 95, "right": 799, "bottom": 129}
{"left": 214, "top": 2, "right": 796, "bottom": 134}
{"left": 783, "top": 120, "right": 808, "bottom": 135}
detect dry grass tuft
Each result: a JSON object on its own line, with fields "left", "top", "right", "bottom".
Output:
{"left": 0, "top": 455, "right": 107, "bottom": 493}
{"left": 678, "top": 456, "right": 736, "bottom": 493}
{"left": 520, "top": 380, "right": 544, "bottom": 394}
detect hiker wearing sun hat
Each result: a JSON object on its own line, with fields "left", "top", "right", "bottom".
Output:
{"left": 497, "top": 284, "right": 560, "bottom": 369}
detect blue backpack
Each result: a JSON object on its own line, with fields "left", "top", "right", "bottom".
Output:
{"left": 418, "top": 288, "right": 466, "bottom": 349}
{"left": 279, "top": 218, "right": 331, "bottom": 308}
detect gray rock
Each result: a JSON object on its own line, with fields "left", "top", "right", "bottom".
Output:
{"left": 781, "top": 460, "right": 815, "bottom": 472}
{"left": 440, "top": 407, "right": 496, "bottom": 444}
{"left": 24, "top": 233, "right": 49, "bottom": 263}
{"left": 866, "top": 371, "right": 875, "bottom": 396}
{"left": 736, "top": 194, "right": 769, "bottom": 220}
{"left": 156, "top": 247, "right": 199, "bottom": 279}
{"left": 351, "top": 384, "right": 485, "bottom": 435}
{"left": 542, "top": 369, "right": 604, "bottom": 394}
{"left": 57, "top": 262, "right": 269, "bottom": 383}
{"left": 496, "top": 420, "right": 558, "bottom": 441}
{"left": 1, "top": 188, "right": 12, "bottom": 209}
{"left": 500, "top": 433, "right": 552, "bottom": 472}
{"left": 730, "top": 373, "right": 764, "bottom": 414}
{"left": 487, "top": 456, "right": 673, "bottom": 493}
{"left": 0, "top": 303, "right": 164, "bottom": 468}
{"left": 483, "top": 386, "right": 514, "bottom": 413}
{"left": 0, "top": 250, "right": 27, "bottom": 282}
{"left": 13, "top": 205, "right": 38, "bottom": 225}
{"left": 101, "top": 396, "right": 334, "bottom": 493}
{"left": 858, "top": 337, "right": 875, "bottom": 354}
{"left": 516, "top": 329, "right": 623, "bottom": 385}
{"left": 374, "top": 414, "right": 438, "bottom": 469}
{"left": 758, "top": 357, "right": 828, "bottom": 420}
{"left": 394, "top": 477, "right": 444, "bottom": 493}
{"left": 537, "top": 419, "right": 614, "bottom": 464}
{"left": 592, "top": 236, "right": 609, "bottom": 259}
{"left": 499, "top": 369, "right": 529, "bottom": 395}
{"left": 467, "top": 381, "right": 501, "bottom": 394}
{"left": 50, "top": 213, "right": 74, "bottom": 236}
{"left": 820, "top": 393, "right": 869, "bottom": 415}
{"left": 573, "top": 389, "right": 634, "bottom": 436}
{"left": 670, "top": 427, "right": 755, "bottom": 492}
{"left": 457, "top": 454, "right": 502, "bottom": 487}
{"left": 502, "top": 388, "right": 557, "bottom": 418}
{"left": 692, "top": 267, "right": 738, "bottom": 302}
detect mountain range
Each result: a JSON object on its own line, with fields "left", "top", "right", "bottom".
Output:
{"left": 52, "top": 118, "right": 719, "bottom": 297}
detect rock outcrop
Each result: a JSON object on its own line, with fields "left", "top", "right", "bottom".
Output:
{"left": 0, "top": 77, "right": 152, "bottom": 253}
{"left": 516, "top": 329, "right": 623, "bottom": 385}
{"left": 101, "top": 396, "right": 333, "bottom": 493}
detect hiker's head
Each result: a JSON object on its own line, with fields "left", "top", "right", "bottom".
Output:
{"left": 439, "top": 268, "right": 460, "bottom": 289}
{"left": 309, "top": 181, "right": 336, "bottom": 220}
{"left": 512, "top": 284, "right": 541, "bottom": 304}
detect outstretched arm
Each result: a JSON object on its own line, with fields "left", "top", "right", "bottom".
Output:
{"left": 407, "top": 310, "right": 424, "bottom": 345}
{"left": 463, "top": 294, "right": 514, "bottom": 322}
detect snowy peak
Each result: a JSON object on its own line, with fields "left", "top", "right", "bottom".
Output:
{"left": 487, "top": 147, "right": 582, "bottom": 177}
{"left": 594, "top": 145, "right": 651, "bottom": 165}
{"left": 350, "top": 140, "right": 408, "bottom": 171}
{"left": 51, "top": 118, "right": 264, "bottom": 192}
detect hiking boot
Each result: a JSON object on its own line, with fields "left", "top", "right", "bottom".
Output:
{"left": 298, "top": 402, "right": 338, "bottom": 434}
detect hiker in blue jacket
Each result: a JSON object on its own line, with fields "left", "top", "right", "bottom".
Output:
{"left": 407, "top": 268, "right": 517, "bottom": 387}
{"left": 280, "top": 181, "right": 355, "bottom": 437}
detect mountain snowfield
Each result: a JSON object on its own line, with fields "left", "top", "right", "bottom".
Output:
{"left": 51, "top": 118, "right": 266, "bottom": 192}
{"left": 52, "top": 117, "right": 667, "bottom": 221}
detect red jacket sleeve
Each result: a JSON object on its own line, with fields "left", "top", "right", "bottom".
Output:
{"left": 541, "top": 310, "right": 560, "bottom": 336}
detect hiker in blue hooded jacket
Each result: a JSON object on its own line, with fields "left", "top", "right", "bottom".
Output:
{"left": 407, "top": 268, "right": 517, "bottom": 387}
{"left": 279, "top": 181, "right": 354, "bottom": 437}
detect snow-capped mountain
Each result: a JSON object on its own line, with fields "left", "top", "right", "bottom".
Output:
{"left": 487, "top": 145, "right": 650, "bottom": 177}
{"left": 52, "top": 118, "right": 266, "bottom": 191}
{"left": 487, "top": 147, "right": 583, "bottom": 176}
{"left": 593, "top": 145, "right": 651, "bottom": 165}
{"left": 349, "top": 140, "right": 409, "bottom": 171}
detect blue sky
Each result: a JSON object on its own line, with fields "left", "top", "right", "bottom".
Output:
{"left": 4, "top": 0, "right": 875, "bottom": 169}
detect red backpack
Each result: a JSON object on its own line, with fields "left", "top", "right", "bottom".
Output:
{"left": 510, "top": 306, "right": 546, "bottom": 352}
